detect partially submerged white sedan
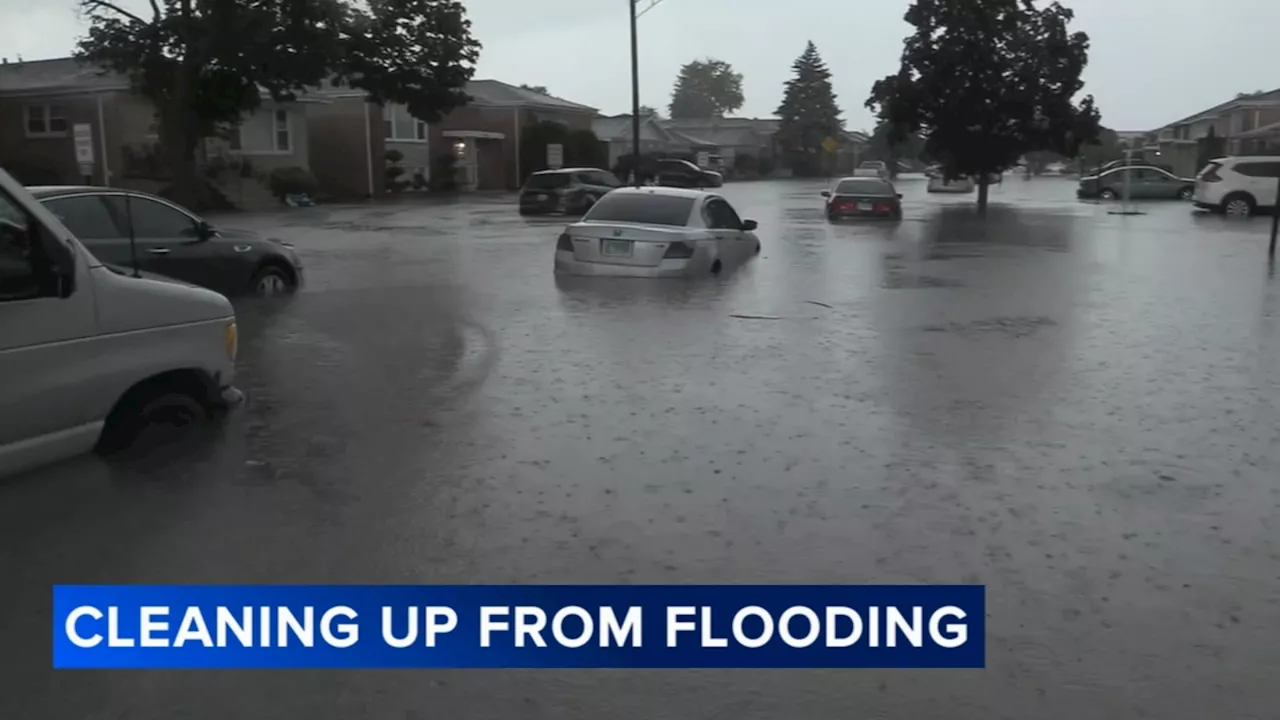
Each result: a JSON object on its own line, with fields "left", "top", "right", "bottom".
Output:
{"left": 554, "top": 186, "right": 761, "bottom": 277}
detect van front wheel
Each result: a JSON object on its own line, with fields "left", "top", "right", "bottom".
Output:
{"left": 96, "top": 376, "right": 211, "bottom": 455}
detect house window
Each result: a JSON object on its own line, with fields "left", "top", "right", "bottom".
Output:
{"left": 228, "top": 109, "right": 291, "bottom": 153}
{"left": 383, "top": 104, "right": 427, "bottom": 142}
{"left": 274, "top": 109, "right": 291, "bottom": 152}
{"left": 25, "top": 104, "right": 69, "bottom": 137}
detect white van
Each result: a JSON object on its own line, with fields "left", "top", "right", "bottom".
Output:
{"left": 0, "top": 169, "right": 241, "bottom": 477}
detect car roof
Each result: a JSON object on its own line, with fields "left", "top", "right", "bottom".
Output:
{"left": 836, "top": 176, "right": 892, "bottom": 183}
{"left": 25, "top": 184, "right": 166, "bottom": 199}
{"left": 606, "top": 186, "right": 711, "bottom": 200}
{"left": 531, "top": 167, "right": 606, "bottom": 175}
{"left": 1220, "top": 155, "right": 1280, "bottom": 162}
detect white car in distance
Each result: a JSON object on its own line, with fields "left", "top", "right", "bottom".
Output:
{"left": 554, "top": 187, "right": 761, "bottom": 277}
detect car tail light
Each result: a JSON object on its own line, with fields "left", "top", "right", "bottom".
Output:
{"left": 874, "top": 202, "right": 890, "bottom": 213}
{"left": 663, "top": 241, "right": 695, "bottom": 259}
{"left": 1200, "top": 163, "right": 1223, "bottom": 182}
{"left": 556, "top": 233, "right": 573, "bottom": 251}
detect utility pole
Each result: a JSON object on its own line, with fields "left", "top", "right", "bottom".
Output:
{"left": 1270, "top": 171, "right": 1279, "bottom": 259}
{"left": 629, "top": 0, "right": 641, "bottom": 187}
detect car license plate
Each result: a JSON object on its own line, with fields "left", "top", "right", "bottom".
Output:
{"left": 602, "top": 239, "right": 633, "bottom": 257}
{"left": 857, "top": 202, "right": 874, "bottom": 211}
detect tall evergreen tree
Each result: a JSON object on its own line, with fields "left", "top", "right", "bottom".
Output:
{"left": 775, "top": 42, "right": 843, "bottom": 177}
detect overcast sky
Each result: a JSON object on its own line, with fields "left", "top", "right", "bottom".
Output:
{"left": 2, "top": 0, "right": 1277, "bottom": 131}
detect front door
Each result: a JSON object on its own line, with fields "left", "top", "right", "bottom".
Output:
{"left": 101, "top": 195, "right": 227, "bottom": 290}
{"left": 703, "top": 197, "right": 750, "bottom": 263}
{"left": 0, "top": 172, "right": 99, "bottom": 464}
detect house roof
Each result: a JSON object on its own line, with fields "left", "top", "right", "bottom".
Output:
{"left": 659, "top": 117, "right": 782, "bottom": 148}
{"left": 592, "top": 114, "right": 676, "bottom": 143}
{"left": 1238, "top": 120, "right": 1280, "bottom": 139}
{"left": 310, "top": 78, "right": 596, "bottom": 113}
{"left": 464, "top": 80, "right": 596, "bottom": 112}
{"left": 0, "top": 57, "right": 128, "bottom": 96}
{"left": 1155, "top": 88, "right": 1280, "bottom": 132}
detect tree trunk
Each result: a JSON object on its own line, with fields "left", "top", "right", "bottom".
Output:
{"left": 977, "top": 175, "right": 990, "bottom": 215}
{"left": 159, "top": 104, "right": 204, "bottom": 208}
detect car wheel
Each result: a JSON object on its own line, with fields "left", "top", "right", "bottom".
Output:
{"left": 1224, "top": 194, "right": 1254, "bottom": 218}
{"left": 96, "top": 376, "right": 211, "bottom": 455}
{"left": 1178, "top": 186, "right": 1194, "bottom": 201}
{"left": 251, "top": 264, "right": 294, "bottom": 296}
{"left": 754, "top": 241, "right": 761, "bottom": 255}
{"left": 1099, "top": 188, "right": 1117, "bottom": 200}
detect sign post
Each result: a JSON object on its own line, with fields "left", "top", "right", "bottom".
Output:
{"left": 73, "top": 123, "right": 95, "bottom": 183}
{"left": 546, "top": 143, "right": 564, "bottom": 170}
{"left": 1270, "top": 168, "right": 1279, "bottom": 259}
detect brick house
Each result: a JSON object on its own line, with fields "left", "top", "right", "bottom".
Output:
{"left": 0, "top": 56, "right": 318, "bottom": 208}
{"left": 307, "top": 80, "right": 598, "bottom": 198}
{"left": 1149, "top": 88, "right": 1280, "bottom": 176}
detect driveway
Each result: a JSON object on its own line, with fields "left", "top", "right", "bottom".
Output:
{"left": 3, "top": 176, "right": 1279, "bottom": 719}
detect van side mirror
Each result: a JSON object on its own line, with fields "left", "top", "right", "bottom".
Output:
{"left": 741, "top": 219, "right": 758, "bottom": 231}
{"left": 821, "top": 191, "right": 830, "bottom": 198}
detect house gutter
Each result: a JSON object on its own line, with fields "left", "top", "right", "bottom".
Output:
{"left": 96, "top": 92, "right": 111, "bottom": 185}
{"left": 364, "top": 101, "right": 374, "bottom": 198}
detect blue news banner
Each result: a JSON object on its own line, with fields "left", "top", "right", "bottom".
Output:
{"left": 53, "top": 585, "right": 984, "bottom": 669}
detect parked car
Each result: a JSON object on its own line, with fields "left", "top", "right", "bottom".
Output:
{"left": 822, "top": 177, "right": 903, "bottom": 220}
{"left": 1093, "top": 158, "right": 1176, "bottom": 176}
{"left": 519, "top": 168, "right": 622, "bottom": 216}
{"left": 1192, "top": 156, "right": 1280, "bottom": 217}
{"left": 553, "top": 186, "right": 759, "bottom": 277}
{"left": 852, "top": 168, "right": 883, "bottom": 178}
{"left": 1076, "top": 166, "right": 1195, "bottom": 201}
{"left": 30, "top": 186, "right": 303, "bottom": 297}
{"left": 0, "top": 169, "right": 241, "bottom": 477}
{"left": 653, "top": 158, "right": 724, "bottom": 188}
{"left": 927, "top": 175, "right": 976, "bottom": 193}
{"left": 857, "top": 161, "right": 890, "bottom": 180}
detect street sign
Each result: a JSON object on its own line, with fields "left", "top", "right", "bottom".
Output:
{"left": 821, "top": 136, "right": 839, "bottom": 154}
{"left": 696, "top": 151, "right": 710, "bottom": 169}
{"left": 547, "top": 143, "right": 564, "bottom": 169}
{"left": 73, "top": 123, "right": 94, "bottom": 178}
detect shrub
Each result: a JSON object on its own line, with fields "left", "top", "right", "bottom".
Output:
{"left": 757, "top": 156, "right": 776, "bottom": 176}
{"left": 385, "top": 148, "right": 405, "bottom": 164}
{"left": 734, "top": 153, "right": 758, "bottom": 175}
{"left": 267, "top": 166, "right": 319, "bottom": 199}
{"left": 429, "top": 153, "right": 459, "bottom": 192}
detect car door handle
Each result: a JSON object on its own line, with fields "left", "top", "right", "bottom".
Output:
{"left": 146, "top": 247, "right": 170, "bottom": 255}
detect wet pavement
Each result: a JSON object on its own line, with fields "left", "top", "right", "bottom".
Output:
{"left": 4, "top": 175, "right": 1280, "bottom": 718}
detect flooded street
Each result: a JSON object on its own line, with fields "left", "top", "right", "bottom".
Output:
{"left": 4, "top": 175, "right": 1280, "bottom": 717}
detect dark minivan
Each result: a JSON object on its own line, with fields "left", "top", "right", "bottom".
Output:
{"left": 519, "top": 168, "right": 621, "bottom": 216}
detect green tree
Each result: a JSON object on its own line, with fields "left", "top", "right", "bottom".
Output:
{"left": 774, "top": 41, "right": 843, "bottom": 177}
{"left": 867, "top": 0, "right": 1101, "bottom": 213}
{"left": 520, "top": 84, "right": 549, "bottom": 95}
{"left": 668, "top": 58, "right": 744, "bottom": 119}
{"left": 77, "top": 0, "right": 480, "bottom": 207}
{"left": 638, "top": 105, "right": 661, "bottom": 119}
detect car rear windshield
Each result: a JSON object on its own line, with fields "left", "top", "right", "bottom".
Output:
{"left": 583, "top": 193, "right": 694, "bottom": 227}
{"left": 524, "top": 173, "right": 570, "bottom": 190}
{"left": 836, "top": 179, "right": 892, "bottom": 195}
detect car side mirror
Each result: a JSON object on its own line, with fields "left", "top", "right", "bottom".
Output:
{"left": 897, "top": 193, "right": 903, "bottom": 199}
{"left": 193, "top": 220, "right": 216, "bottom": 241}
{"left": 741, "top": 219, "right": 758, "bottom": 231}
{"left": 821, "top": 191, "right": 831, "bottom": 197}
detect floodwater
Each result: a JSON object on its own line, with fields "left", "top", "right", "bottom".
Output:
{"left": 3, "top": 175, "right": 1279, "bottom": 718}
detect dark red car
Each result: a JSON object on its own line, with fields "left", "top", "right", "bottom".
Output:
{"left": 822, "top": 177, "right": 903, "bottom": 220}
